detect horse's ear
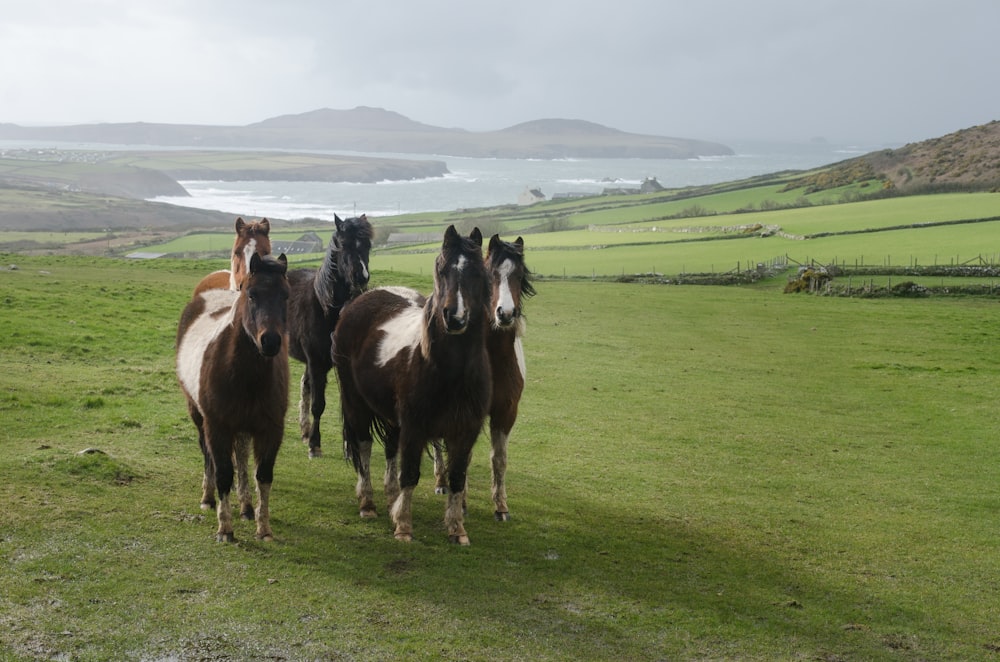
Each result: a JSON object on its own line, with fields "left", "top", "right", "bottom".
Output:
{"left": 443, "top": 225, "right": 459, "bottom": 246}
{"left": 277, "top": 253, "right": 287, "bottom": 268}
{"left": 488, "top": 233, "right": 502, "bottom": 252}
{"left": 235, "top": 217, "right": 246, "bottom": 232}
{"left": 259, "top": 218, "right": 270, "bottom": 236}
{"left": 335, "top": 214, "right": 344, "bottom": 232}
{"left": 514, "top": 236, "right": 524, "bottom": 252}
{"left": 470, "top": 227, "right": 483, "bottom": 247}
{"left": 359, "top": 213, "right": 367, "bottom": 221}
{"left": 249, "top": 252, "right": 262, "bottom": 273}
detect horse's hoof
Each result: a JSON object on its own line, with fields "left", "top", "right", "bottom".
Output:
{"left": 215, "top": 532, "right": 235, "bottom": 543}
{"left": 240, "top": 507, "right": 255, "bottom": 521}
{"left": 200, "top": 501, "right": 215, "bottom": 511}
{"left": 359, "top": 508, "right": 378, "bottom": 519}
{"left": 448, "top": 534, "right": 471, "bottom": 545}
{"left": 494, "top": 511, "right": 511, "bottom": 522}
{"left": 434, "top": 486, "right": 449, "bottom": 495}
{"left": 394, "top": 532, "right": 413, "bottom": 542}
{"left": 256, "top": 533, "right": 274, "bottom": 542}
{"left": 308, "top": 448, "right": 322, "bottom": 459}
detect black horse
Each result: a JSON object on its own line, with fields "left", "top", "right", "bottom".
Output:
{"left": 287, "top": 214, "right": 373, "bottom": 458}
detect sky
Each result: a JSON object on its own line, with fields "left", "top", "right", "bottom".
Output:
{"left": 1, "top": 0, "right": 997, "bottom": 147}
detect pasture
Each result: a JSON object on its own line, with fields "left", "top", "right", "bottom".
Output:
{"left": 1, "top": 254, "right": 999, "bottom": 660}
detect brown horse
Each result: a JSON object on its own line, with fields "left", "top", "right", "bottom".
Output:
{"left": 433, "top": 234, "right": 535, "bottom": 520}
{"left": 176, "top": 253, "right": 290, "bottom": 542}
{"left": 332, "top": 226, "right": 492, "bottom": 544}
{"left": 192, "top": 217, "right": 272, "bottom": 295}
{"left": 287, "top": 214, "right": 372, "bottom": 458}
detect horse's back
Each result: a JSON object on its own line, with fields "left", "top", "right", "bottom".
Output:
{"left": 192, "top": 270, "right": 234, "bottom": 296}
{"left": 335, "top": 286, "right": 425, "bottom": 357}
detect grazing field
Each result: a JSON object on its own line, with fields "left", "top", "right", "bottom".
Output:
{"left": 1, "top": 255, "right": 999, "bottom": 660}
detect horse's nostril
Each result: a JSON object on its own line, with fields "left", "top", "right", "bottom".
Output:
{"left": 260, "top": 332, "right": 282, "bottom": 357}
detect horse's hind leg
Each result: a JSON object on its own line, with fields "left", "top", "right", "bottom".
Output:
{"left": 432, "top": 441, "right": 448, "bottom": 494}
{"left": 383, "top": 425, "right": 401, "bottom": 508}
{"left": 188, "top": 402, "right": 216, "bottom": 510}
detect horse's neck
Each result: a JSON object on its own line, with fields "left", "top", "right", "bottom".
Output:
{"left": 313, "top": 253, "right": 348, "bottom": 312}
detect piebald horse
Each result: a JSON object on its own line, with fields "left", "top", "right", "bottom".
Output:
{"left": 333, "top": 226, "right": 492, "bottom": 544}
{"left": 193, "top": 217, "right": 272, "bottom": 295}
{"left": 176, "top": 253, "right": 290, "bottom": 542}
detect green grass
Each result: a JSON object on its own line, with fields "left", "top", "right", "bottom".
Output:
{"left": 2, "top": 255, "right": 1000, "bottom": 659}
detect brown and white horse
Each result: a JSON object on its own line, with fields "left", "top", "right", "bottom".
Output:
{"left": 192, "top": 217, "right": 272, "bottom": 295}
{"left": 332, "top": 226, "right": 492, "bottom": 544}
{"left": 287, "top": 214, "right": 372, "bottom": 458}
{"left": 433, "top": 234, "right": 535, "bottom": 520}
{"left": 176, "top": 253, "right": 290, "bottom": 542}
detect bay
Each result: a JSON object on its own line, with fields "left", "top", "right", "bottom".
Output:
{"left": 149, "top": 140, "right": 886, "bottom": 221}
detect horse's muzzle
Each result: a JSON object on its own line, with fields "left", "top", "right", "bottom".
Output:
{"left": 444, "top": 310, "right": 468, "bottom": 334}
{"left": 494, "top": 306, "right": 519, "bottom": 329}
{"left": 259, "top": 331, "right": 283, "bottom": 357}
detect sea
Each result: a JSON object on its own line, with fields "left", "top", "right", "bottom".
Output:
{"left": 3, "top": 139, "right": 892, "bottom": 221}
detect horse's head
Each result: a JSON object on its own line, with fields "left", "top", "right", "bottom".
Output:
{"left": 232, "top": 217, "right": 272, "bottom": 290}
{"left": 486, "top": 234, "right": 535, "bottom": 330}
{"left": 433, "top": 225, "right": 490, "bottom": 335}
{"left": 242, "top": 253, "right": 289, "bottom": 357}
{"left": 332, "top": 213, "right": 373, "bottom": 297}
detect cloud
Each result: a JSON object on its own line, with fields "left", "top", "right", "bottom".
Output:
{"left": 1, "top": 0, "right": 997, "bottom": 145}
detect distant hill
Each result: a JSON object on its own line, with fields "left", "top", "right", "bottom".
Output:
{"left": 0, "top": 106, "right": 733, "bottom": 159}
{"left": 781, "top": 120, "right": 1000, "bottom": 194}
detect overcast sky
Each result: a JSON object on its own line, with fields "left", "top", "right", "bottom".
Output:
{"left": 1, "top": 0, "right": 996, "bottom": 146}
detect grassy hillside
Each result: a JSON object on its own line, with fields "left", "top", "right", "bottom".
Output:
{"left": 2, "top": 256, "right": 1000, "bottom": 659}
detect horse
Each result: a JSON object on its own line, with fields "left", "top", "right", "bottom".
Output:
{"left": 192, "top": 217, "right": 272, "bottom": 295}
{"left": 332, "top": 225, "right": 492, "bottom": 544}
{"left": 176, "top": 253, "right": 290, "bottom": 542}
{"left": 287, "top": 214, "right": 372, "bottom": 458}
{"left": 432, "top": 234, "right": 535, "bottom": 521}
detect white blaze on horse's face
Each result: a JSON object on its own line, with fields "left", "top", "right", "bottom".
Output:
{"left": 453, "top": 254, "right": 469, "bottom": 326}
{"left": 230, "top": 238, "right": 258, "bottom": 290}
{"left": 494, "top": 258, "right": 517, "bottom": 327}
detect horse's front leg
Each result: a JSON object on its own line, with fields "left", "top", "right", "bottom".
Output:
{"left": 391, "top": 430, "right": 425, "bottom": 542}
{"left": 252, "top": 429, "right": 282, "bottom": 542}
{"left": 490, "top": 422, "right": 511, "bottom": 521}
{"left": 444, "top": 435, "right": 476, "bottom": 545}
{"left": 234, "top": 433, "right": 254, "bottom": 521}
{"left": 208, "top": 431, "right": 236, "bottom": 543}
{"left": 306, "top": 368, "right": 327, "bottom": 458}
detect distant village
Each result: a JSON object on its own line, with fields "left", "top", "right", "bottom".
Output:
{"left": 517, "top": 176, "right": 665, "bottom": 206}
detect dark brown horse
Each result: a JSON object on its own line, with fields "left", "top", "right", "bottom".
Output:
{"left": 176, "top": 253, "right": 290, "bottom": 542}
{"left": 333, "top": 225, "right": 492, "bottom": 544}
{"left": 193, "top": 217, "right": 272, "bottom": 295}
{"left": 287, "top": 214, "right": 372, "bottom": 458}
{"left": 433, "top": 234, "right": 535, "bottom": 520}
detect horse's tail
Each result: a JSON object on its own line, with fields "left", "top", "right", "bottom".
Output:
{"left": 341, "top": 413, "right": 391, "bottom": 472}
